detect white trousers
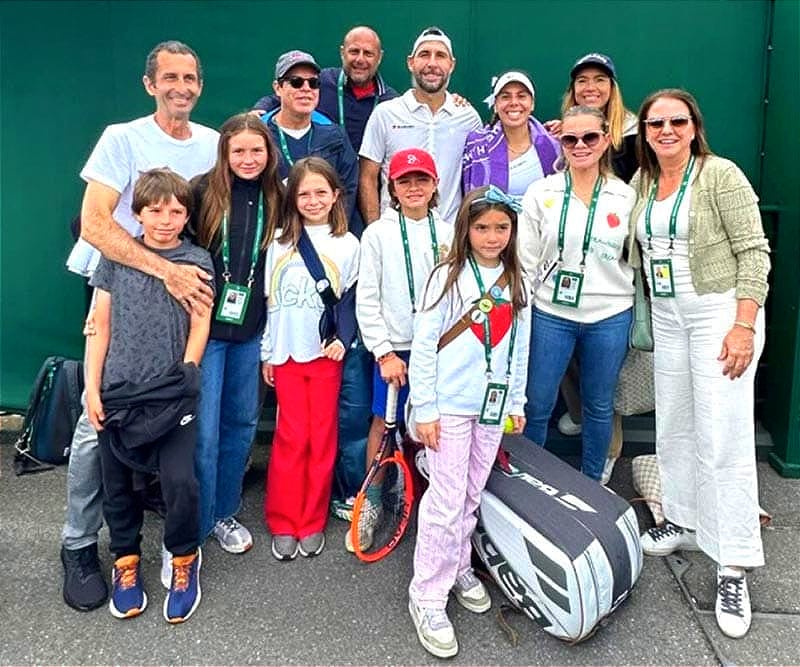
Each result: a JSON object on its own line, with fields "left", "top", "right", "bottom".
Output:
{"left": 652, "top": 289, "right": 764, "bottom": 568}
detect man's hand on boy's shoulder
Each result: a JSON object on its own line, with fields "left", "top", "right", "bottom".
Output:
{"left": 163, "top": 263, "right": 214, "bottom": 315}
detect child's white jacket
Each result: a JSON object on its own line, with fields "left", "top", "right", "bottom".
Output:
{"left": 357, "top": 208, "right": 453, "bottom": 359}
{"left": 409, "top": 262, "right": 530, "bottom": 423}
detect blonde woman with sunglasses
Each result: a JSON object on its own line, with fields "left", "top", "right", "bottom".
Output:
{"left": 546, "top": 54, "right": 639, "bottom": 471}
{"left": 630, "top": 88, "right": 770, "bottom": 640}
{"left": 518, "top": 105, "right": 635, "bottom": 481}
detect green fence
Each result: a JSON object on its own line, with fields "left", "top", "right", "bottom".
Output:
{"left": 1, "top": 0, "right": 798, "bottom": 469}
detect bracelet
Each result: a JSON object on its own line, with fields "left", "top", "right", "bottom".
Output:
{"left": 377, "top": 351, "right": 396, "bottom": 365}
{"left": 734, "top": 320, "right": 756, "bottom": 332}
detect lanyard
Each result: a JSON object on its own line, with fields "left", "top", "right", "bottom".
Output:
{"left": 275, "top": 124, "right": 313, "bottom": 166}
{"left": 467, "top": 255, "right": 517, "bottom": 378}
{"left": 398, "top": 211, "right": 439, "bottom": 313}
{"left": 557, "top": 171, "right": 603, "bottom": 268}
{"left": 336, "top": 70, "right": 379, "bottom": 128}
{"left": 644, "top": 154, "right": 695, "bottom": 252}
{"left": 220, "top": 193, "right": 264, "bottom": 287}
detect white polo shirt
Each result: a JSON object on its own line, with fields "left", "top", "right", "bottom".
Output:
{"left": 360, "top": 89, "right": 482, "bottom": 223}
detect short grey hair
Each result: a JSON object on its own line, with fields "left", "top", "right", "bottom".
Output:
{"left": 144, "top": 40, "right": 203, "bottom": 82}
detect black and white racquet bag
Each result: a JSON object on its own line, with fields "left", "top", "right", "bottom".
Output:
{"left": 472, "top": 434, "right": 642, "bottom": 642}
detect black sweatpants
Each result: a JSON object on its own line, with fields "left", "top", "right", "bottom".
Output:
{"left": 99, "top": 421, "right": 199, "bottom": 559}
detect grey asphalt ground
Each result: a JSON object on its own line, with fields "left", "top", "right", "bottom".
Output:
{"left": 2, "top": 424, "right": 799, "bottom": 666}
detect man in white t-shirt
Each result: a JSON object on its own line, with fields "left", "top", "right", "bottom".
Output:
{"left": 358, "top": 27, "right": 482, "bottom": 224}
{"left": 60, "top": 40, "right": 219, "bottom": 613}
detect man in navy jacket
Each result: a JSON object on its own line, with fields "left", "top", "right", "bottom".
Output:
{"left": 253, "top": 27, "right": 397, "bottom": 153}
{"left": 262, "top": 50, "right": 362, "bottom": 236}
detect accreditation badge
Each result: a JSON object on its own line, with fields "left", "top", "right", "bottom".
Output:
{"left": 215, "top": 283, "right": 251, "bottom": 325}
{"left": 552, "top": 269, "right": 584, "bottom": 308}
{"left": 479, "top": 382, "right": 508, "bottom": 426}
{"left": 650, "top": 258, "right": 675, "bottom": 297}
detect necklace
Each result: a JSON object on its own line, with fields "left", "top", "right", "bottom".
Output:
{"left": 507, "top": 141, "right": 531, "bottom": 156}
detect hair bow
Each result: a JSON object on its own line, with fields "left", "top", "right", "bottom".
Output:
{"left": 473, "top": 185, "right": 523, "bottom": 213}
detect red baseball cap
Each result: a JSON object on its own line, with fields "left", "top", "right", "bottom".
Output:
{"left": 388, "top": 148, "right": 438, "bottom": 181}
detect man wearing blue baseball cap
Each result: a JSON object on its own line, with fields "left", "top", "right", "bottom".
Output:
{"left": 253, "top": 27, "right": 397, "bottom": 153}
{"left": 262, "top": 49, "right": 361, "bottom": 235}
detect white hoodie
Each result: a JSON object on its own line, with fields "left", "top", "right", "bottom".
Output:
{"left": 357, "top": 208, "right": 453, "bottom": 358}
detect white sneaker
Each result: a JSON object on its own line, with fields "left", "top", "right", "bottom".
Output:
{"left": 344, "top": 496, "right": 382, "bottom": 553}
{"left": 716, "top": 566, "right": 751, "bottom": 638}
{"left": 213, "top": 517, "right": 253, "bottom": 554}
{"left": 160, "top": 543, "right": 172, "bottom": 589}
{"left": 557, "top": 412, "right": 582, "bottom": 436}
{"left": 640, "top": 521, "right": 701, "bottom": 556}
{"left": 601, "top": 455, "right": 618, "bottom": 485}
{"left": 453, "top": 570, "right": 491, "bottom": 613}
{"left": 408, "top": 599, "right": 458, "bottom": 658}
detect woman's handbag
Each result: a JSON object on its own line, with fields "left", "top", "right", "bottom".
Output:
{"left": 629, "top": 266, "right": 653, "bottom": 352}
{"left": 614, "top": 348, "right": 655, "bottom": 416}
{"left": 631, "top": 454, "right": 665, "bottom": 525}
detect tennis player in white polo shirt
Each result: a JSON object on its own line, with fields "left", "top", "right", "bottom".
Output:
{"left": 358, "top": 26, "right": 482, "bottom": 224}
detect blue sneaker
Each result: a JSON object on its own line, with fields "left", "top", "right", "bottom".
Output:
{"left": 163, "top": 548, "right": 202, "bottom": 624}
{"left": 109, "top": 555, "right": 147, "bottom": 619}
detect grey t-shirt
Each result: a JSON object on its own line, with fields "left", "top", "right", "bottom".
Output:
{"left": 90, "top": 238, "right": 214, "bottom": 390}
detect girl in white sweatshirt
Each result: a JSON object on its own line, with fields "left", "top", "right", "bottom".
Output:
{"left": 348, "top": 148, "right": 452, "bottom": 552}
{"left": 260, "top": 157, "right": 360, "bottom": 561}
{"left": 406, "top": 185, "right": 530, "bottom": 659}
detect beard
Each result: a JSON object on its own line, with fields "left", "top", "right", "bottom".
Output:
{"left": 412, "top": 69, "right": 450, "bottom": 94}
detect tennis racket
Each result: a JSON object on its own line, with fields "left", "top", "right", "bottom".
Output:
{"left": 349, "top": 382, "right": 414, "bottom": 562}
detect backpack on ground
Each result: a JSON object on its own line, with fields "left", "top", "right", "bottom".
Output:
{"left": 14, "top": 356, "right": 84, "bottom": 474}
{"left": 472, "top": 434, "right": 643, "bottom": 642}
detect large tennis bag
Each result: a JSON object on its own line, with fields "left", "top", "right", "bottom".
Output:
{"left": 472, "top": 434, "right": 642, "bottom": 642}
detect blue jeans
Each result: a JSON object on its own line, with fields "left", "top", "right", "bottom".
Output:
{"left": 524, "top": 307, "right": 632, "bottom": 480}
{"left": 196, "top": 333, "right": 261, "bottom": 540}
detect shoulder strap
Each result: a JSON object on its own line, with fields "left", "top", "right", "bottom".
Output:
{"left": 64, "top": 360, "right": 84, "bottom": 427}
{"left": 295, "top": 227, "right": 339, "bottom": 308}
{"left": 437, "top": 272, "right": 510, "bottom": 351}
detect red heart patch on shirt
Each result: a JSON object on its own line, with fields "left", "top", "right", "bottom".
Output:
{"left": 607, "top": 213, "right": 620, "bottom": 228}
{"left": 470, "top": 300, "right": 513, "bottom": 347}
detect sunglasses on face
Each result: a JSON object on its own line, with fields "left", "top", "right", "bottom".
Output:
{"left": 643, "top": 114, "right": 692, "bottom": 130}
{"left": 282, "top": 76, "right": 321, "bottom": 90}
{"left": 560, "top": 131, "right": 604, "bottom": 149}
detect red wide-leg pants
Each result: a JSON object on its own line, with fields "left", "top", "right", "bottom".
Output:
{"left": 264, "top": 357, "right": 342, "bottom": 538}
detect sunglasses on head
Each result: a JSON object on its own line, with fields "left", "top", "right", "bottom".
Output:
{"left": 643, "top": 114, "right": 692, "bottom": 130}
{"left": 560, "top": 131, "right": 604, "bottom": 149}
{"left": 282, "top": 75, "right": 321, "bottom": 90}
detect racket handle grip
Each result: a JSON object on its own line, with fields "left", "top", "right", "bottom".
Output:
{"left": 385, "top": 382, "right": 399, "bottom": 426}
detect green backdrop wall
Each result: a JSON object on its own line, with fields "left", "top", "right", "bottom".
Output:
{"left": 1, "top": 1, "right": 797, "bottom": 431}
